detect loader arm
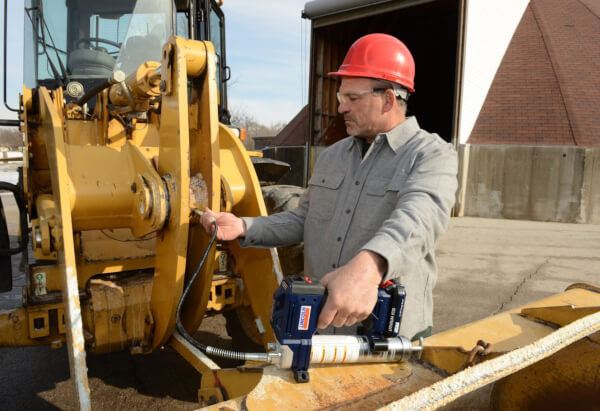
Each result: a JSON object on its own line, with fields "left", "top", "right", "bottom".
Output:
{"left": 151, "top": 37, "right": 280, "bottom": 348}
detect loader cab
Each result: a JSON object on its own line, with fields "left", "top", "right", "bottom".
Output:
{"left": 20, "top": 0, "right": 230, "bottom": 122}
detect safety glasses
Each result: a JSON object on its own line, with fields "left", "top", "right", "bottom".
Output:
{"left": 336, "top": 88, "right": 388, "bottom": 104}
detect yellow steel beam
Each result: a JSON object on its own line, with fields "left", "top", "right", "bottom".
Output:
{"left": 0, "top": 307, "right": 55, "bottom": 346}
{"left": 172, "top": 38, "right": 221, "bottom": 338}
{"left": 150, "top": 36, "right": 220, "bottom": 349}
{"left": 39, "top": 86, "right": 91, "bottom": 410}
{"left": 169, "top": 330, "right": 220, "bottom": 374}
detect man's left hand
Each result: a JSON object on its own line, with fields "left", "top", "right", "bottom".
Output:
{"left": 317, "top": 251, "right": 387, "bottom": 329}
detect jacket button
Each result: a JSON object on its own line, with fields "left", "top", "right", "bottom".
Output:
{"left": 337, "top": 237, "right": 341, "bottom": 241}
{"left": 332, "top": 264, "right": 336, "bottom": 268}
{"left": 345, "top": 209, "right": 351, "bottom": 214}
{"left": 355, "top": 181, "right": 360, "bottom": 185}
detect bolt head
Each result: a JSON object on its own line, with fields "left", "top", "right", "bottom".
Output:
{"left": 138, "top": 186, "right": 152, "bottom": 219}
{"left": 112, "top": 70, "right": 126, "bottom": 83}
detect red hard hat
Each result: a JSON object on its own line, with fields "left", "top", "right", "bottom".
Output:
{"left": 328, "top": 33, "right": 415, "bottom": 92}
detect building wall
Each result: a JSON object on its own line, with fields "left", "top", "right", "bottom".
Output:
{"left": 456, "top": 145, "right": 600, "bottom": 224}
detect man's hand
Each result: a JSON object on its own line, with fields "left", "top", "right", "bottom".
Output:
{"left": 317, "top": 250, "right": 387, "bottom": 329}
{"left": 199, "top": 208, "right": 246, "bottom": 241}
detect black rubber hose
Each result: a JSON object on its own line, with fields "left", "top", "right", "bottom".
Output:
{"left": 174, "top": 218, "right": 270, "bottom": 362}
{"left": 0, "top": 182, "right": 28, "bottom": 256}
{"left": 76, "top": 78, "right": 111, "bottom": 107}
{"left": 175, "top": 219, "right": 219, "bottom": 352}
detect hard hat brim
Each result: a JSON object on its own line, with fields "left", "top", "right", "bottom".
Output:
{"left": 328, "top": 70, "right": 415, "bottom": 93}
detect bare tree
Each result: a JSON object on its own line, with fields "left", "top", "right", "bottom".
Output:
{"left": 230, "top": 106, "right": 286, "bottom": 138}
{"left": 0, "top": 128, "right": 23, "bottom": 149}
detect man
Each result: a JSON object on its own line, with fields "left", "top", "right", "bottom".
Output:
{"left": 201, "top": 33, "right": 458, "bottom": 340}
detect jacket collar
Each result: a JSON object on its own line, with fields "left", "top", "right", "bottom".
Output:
{"left": 348, "top": 116, "right": 420, "bottom": 154}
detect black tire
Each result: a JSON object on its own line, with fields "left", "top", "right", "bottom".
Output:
{"left": 261, "top": 185, "right": 305, "bottom": 277}
{"left": 223, "top": 309, "right": 264, "bottom": 353}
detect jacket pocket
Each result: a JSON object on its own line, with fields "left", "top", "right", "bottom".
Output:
{"left": 307, "top": 172, "right": 345, "bottom": 221}
{"left": 358, "top": 178, "right": 402, "bottom": 229}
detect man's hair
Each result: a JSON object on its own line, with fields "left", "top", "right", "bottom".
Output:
{"left": 371, "top": 79, "right": 409, "bottom": 115}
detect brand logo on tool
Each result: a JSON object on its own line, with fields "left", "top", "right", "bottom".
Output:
{"left": 298, "top": 305, "right": 311, "bottom": 330}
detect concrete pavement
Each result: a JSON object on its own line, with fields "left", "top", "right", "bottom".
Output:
{"left": 434, "top": 217, "right": 600, "bottom": 332}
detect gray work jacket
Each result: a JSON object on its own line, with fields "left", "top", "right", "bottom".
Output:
{"left": 241, "top": 117, "right": 458, "bottom": 338}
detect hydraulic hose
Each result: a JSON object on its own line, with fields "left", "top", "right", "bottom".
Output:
{"left": 76, "top": 70, "right": 126, "bottom": 107}
{"left": 174, "top": 210, "right": 270, "bottom": 363}
{"left": 76, "top": 79, "right": 110, "bottom": 107}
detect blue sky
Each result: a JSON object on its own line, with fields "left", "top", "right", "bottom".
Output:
{"left": 221, "top": 0, "right": 310, "bottom": 125}
{"left": 0, "top": 0, "right": 310, "bottom": 126}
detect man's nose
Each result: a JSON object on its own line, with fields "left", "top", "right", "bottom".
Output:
{"left": 338, "top": 101, "right": 349, "bottom": 114}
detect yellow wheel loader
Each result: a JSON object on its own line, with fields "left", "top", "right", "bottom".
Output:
{"left": 0, "top": 0, "right": 599, "bottom": 410}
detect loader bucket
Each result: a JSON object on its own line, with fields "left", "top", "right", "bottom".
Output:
{"left": 198, "top": 283, "right": 600, "bottom": 410}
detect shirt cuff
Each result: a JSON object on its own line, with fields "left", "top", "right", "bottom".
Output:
{"left": 360, "top": 235, "right": 401, "bottom": 282}
{"left": 238, "top": 217, "right": 258, "bottom": 247}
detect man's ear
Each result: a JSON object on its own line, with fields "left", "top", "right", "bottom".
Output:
{"left": 381, "top": 89, "right": 396, "bottom": 113}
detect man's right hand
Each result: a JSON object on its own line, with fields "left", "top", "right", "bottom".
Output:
{"left": 200, "top": 208, "right": 246, "bottom": 241}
